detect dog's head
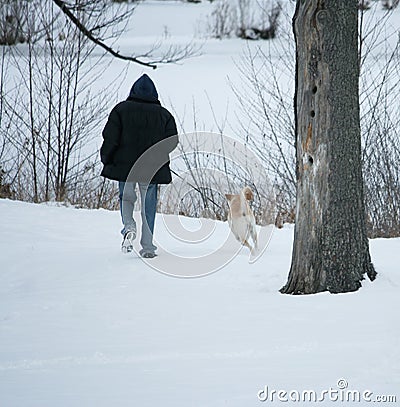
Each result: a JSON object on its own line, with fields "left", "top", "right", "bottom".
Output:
{"left": 242, "top": 186, "right": 254, "bottom": 201}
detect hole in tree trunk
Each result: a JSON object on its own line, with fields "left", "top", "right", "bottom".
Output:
{"left": 310, "top": 110, "right": 315, "bottom": 117}
{"left": 312, "top": 86, "right": 317, "bottom": 94}
{"left": 308, "top": 155, "right": 314, "bottom": 165}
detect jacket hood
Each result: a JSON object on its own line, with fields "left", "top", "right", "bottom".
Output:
{"left": 129, "top": 74, "right": 158, "bottom": 102}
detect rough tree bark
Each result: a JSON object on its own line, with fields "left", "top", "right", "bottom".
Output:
{"left": 280, "top": 0, "right": 377, "bottom": 294}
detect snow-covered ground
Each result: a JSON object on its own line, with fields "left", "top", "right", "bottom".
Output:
{"left": 0, "top": 199, "right": 399, "bottom": 406}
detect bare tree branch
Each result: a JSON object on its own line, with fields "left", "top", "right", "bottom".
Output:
{"left": 52, "top": 0, "right": 201, "bottom": 69}
{"left": 52, "top": 0, "right": 156, "bottom": 69}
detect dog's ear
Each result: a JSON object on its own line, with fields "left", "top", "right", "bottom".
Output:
{"left": 225, "top": 194, "right": 234, "bottom": 202}
{"left": 243, "top": 187, "right": 254, "bottom": 201}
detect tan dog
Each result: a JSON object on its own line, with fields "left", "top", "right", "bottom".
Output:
{"left": 225, "top": 186, "right": 258, "bottom": 253}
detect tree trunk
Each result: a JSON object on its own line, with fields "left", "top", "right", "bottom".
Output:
{"left": 280, "top": 0, "right": 376, "bottom": 294}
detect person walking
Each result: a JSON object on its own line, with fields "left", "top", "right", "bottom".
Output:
{"left": 100, "top": 74, "right": 178, "bottom": 258}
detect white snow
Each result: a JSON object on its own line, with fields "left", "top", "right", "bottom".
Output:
{"left": 0, "top": 199, "right": 399, "bottom": 406}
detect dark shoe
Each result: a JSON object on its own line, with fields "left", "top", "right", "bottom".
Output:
{"left": 141, "top": 251, "right": 157, "bottom": 259}
{"left": 121, "top": 230, "right": 136, "bottom": 253}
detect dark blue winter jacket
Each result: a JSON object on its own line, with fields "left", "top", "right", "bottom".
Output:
{"left": 100, "top": 75, "right": 178, "bottom": 183}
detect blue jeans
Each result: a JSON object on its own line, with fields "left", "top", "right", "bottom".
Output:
{"left": 118, "top": 182, "right": 158, "bottom": 254}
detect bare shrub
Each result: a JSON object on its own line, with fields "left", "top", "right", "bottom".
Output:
{"left": 0, "top": 0, "right": 53, "bottom": 45}
{"left": 358, "top": 0, "right": 372, "bottom": 11}
{"left": 0, "top": 0, "right": 32, "bottom": 45}
{"left": 0, "top": 2, "right": 120, "bottom": 205}
{"left": 68, "top": 169, "right": 119, "bottom": 210}
{"left": 360, "top": 34, "right": 400, "bottom": 237}
{"left": 237, "top": 1, "right": 282, "bottom": 40}
{"left": 381, "top": 0, "right": 400, "bottom": 10}
{"left": 208, "top": 0, "right": 237, "bottom": 39}
{"left": 208, "top": 0, "right": 282, "bottom": 41}
{"left": 0, "top": 164, "right": 13, "bottom": 198}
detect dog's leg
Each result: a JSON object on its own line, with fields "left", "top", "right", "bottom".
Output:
{"left": 250, "top": 225, "right": 258, "bottom": 251}
{"left": 243, "top": 239, "right": 253, "bottom": 251}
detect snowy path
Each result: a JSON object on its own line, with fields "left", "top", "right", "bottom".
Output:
{"left": 0, "top": 199, "right": 399, "bottom": 406}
